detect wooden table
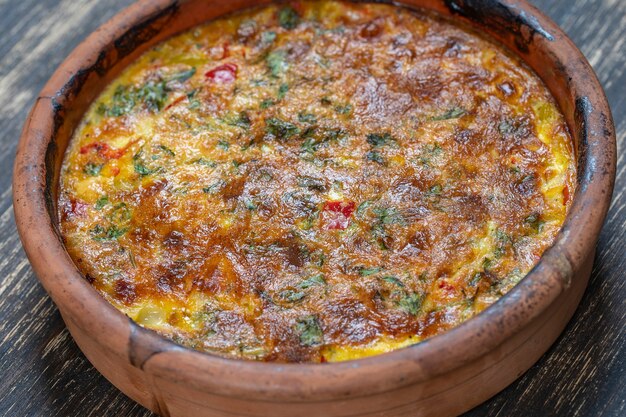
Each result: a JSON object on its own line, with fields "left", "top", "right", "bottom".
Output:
{"left": 0, "top": 0, "right": 623, "bottom": 415}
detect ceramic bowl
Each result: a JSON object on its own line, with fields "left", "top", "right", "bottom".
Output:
{"left": 13, "top": 0, "right": 616, "bottom": 416}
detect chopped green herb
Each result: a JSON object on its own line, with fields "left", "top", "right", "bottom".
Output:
{"left": 381, "top": 275, "right": 404, "bottom": 287}
{"left": 266, "top": 117, "right": 300, "bottom": 139}
{"left": 334, "top": 103, "right": 352, "bottom": 115}
{"left": 373, "top": 207, "right": 405, "bottom": 225}
{"left": 371, "top": 224, "right": 389, "bottom": 250}
{"left": 188, "top": 99, "right": 201, "bottom": 110}
{"left": 524, "top": 213, "right": 545, "bottom": 233}
{"left": 192, "top": 157, "right": 217, "bottom": 167}
{"left": 298, "top": 112, "right": 317, "bottom": 124}
{"left": 298, "top": 176, "right": 326, "bottom": 191}
{"left": 133, "top": 151, "right": 154, "bottom": 176}
{"left": 300, "top": 137, "right": 317, "bottom": 154}
{"left": 428, "top": 184, "right": 443, "bottom": 196}
{"left": 366, "top": 150, "right": 385, "bottom": 165}
{"left": 84, "top": 162, "right": 103, "bottom": 176}
{"left": 359, "top": 266, "right": 381, "bottom": 276}
{"left": 299, "top": 213, "right": 317, "bottom": 230}
{"left": 128, "top": 249, "right": 137, "bottom": 268}
{"left": 242, "top": 197, "right": 258, "bottom": 211}
{"left": 158, "top": 144, "right": 175, "bottom": 156}
{"left": 299, "top": 128, "right": 343, "bottom": 154}
{"left": 261, "top": 31, "right": 277, "bottom": 44}
{"left": 325, "top": 128, "right": 345, "bottom": 141}
{"left": 278, "top": 6, "right": 300, "bottom": 29}
{"left": 431, "top": 106, "right": 466, "bottom": 121}
{"left": 297, "top": 274, "right": 326, "bottom": 289}
{"left": 217, "top": 140, "right": 231, "bottom": 150}
{"left": 295, "top": 315, "right": 323, "bottom": 346}
{"left": 482, "top": 257, "right": 493, "bottom": 270}
{"left": 202, "top": 180, "right": 225, "bottom": 194}
{"left": 469, "top": 272, "right": 483, "bottom": 287}
{"left": 97, "top": 85, "right": 134, "bottom": 117}
{"left": 494, "top": 229, "right": 512, "bottom": 258}
{"left": 241, "top": 138, "right": 255, "bottom": 151}
{"left": 91, "top": 224, "right": 128, "bottom": 242}
{"left": 225, "top": 111, "right": 251, "bottom": 129}
{"left": 397, "top": 292, "right": 422, "bottom": 315}
{"left": 169, "top": 67, "right": 196, "bottom": 83}
{"left": 417, "top": 143, "right": 443, "bottom": 167}
{"left": 110, "top": 203, "right": 131, "bottom": 223}
{"left": 498, "top": 120, "right": 514, "bottom": 135}
{"left": 260, "top": 99, "right": 275, "bottom": 109}
{"left": 97, "top": 79, "right": 169, "bottom": 116}
{"left": 370, "top": 207, "right": 405, "bottom": 249}
{"left": 357, "top": 200, "right": 372, "bottom": 216}
{"left": 366, "top": 132, "right": 394, "bottom": 147}
{"left": 136, "top": 80, "right": 169, "bottom": 112}
{"left": 278, "top": 83, "right": 289, "bottom": 100}
{"left": 279, "top": 289, "right": 306, "bottom": 303}
{"left": 266, "top": 50, "right": 288, "bottom": 77}
{"left": 95, "top": 195, "right": 109, "bottom": 210}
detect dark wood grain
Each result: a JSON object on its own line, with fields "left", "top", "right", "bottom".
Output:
{"left": 0, "top": 0, "right": 623, "bottom": 416}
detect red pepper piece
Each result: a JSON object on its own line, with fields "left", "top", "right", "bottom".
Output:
{"left": 164, "top": 95, "right": 186, "bottom": 111}
{"left": 61, "top": 198, "right": 88, "bottom": 221}
{"left": 209, "top": 42, "right": 230, "bottom": 60}
{"left": 80, "top": 142, "right": 126, "bottom": 159}
{"left": 290, "top": 1, "right": 305, "bottom": 15}
{"left": 221, "top": 42, "right": 231, "bottom": 59}
{"left": 205, "top": 63, "right": 238, "bottom": 83}
{"left": 322, "top": 201, "right": 356, "bottom": 230}
{"left": 562, "top": 184, "right": 570, "bottom": 205}
{"left": 438, "top": 280, "right": 455, "bottom": 293}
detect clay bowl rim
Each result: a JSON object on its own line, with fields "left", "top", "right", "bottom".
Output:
{"left": 13, "top": 0, "right": 616, "bottom": 402}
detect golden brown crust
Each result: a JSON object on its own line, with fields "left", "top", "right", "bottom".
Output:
{"left": 59, "top": 1, "right": 575, "bottom": 362}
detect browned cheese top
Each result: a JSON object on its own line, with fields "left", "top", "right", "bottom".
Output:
{"left": 59, "top": 1, "right": 576, "bottom": 362}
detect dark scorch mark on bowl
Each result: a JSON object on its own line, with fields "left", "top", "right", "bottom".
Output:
{"left": 445, "top": 0, "right": 554, "bottom": 52}
{"left": 574, "top": 96, "right": 593, "bottom": 193}
{"left": 114, "top": 2, "right": 179, "bottom": 59}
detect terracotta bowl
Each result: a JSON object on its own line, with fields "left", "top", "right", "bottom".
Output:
{"left": 13, "top": 0, "right": 616, "bottom": 416}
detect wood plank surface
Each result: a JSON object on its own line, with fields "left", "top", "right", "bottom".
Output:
{"left": 0, "top": 0, "right": 623, "bottom": 416}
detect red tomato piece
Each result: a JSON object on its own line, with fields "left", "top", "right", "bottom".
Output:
{"left": 205, "top": 63, "right": 238, "bottom": 83}
{"left": 322, "top": 201, "right": 356, "bottom": 230}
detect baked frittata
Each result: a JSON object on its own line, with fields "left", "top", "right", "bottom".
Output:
{"left": 59, "top": 1, "right": 576, "bottom": 362}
